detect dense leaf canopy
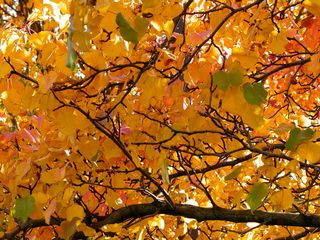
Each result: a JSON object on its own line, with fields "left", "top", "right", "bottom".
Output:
{"left": 0, "top": 0, "right": 319, "bottom": 239}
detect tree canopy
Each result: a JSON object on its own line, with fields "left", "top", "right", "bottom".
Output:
{"left": 0, "top": 0, "right": 319, "bottom": 239}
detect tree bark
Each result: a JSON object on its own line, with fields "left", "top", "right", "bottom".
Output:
{"left": 92, "top": 202, "right": 320, "bottom": 229}
{"left": 4, "top": 202, "right": 320, "bottom": 239}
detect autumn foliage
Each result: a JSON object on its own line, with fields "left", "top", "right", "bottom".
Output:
{"left": 0, "top": 0, "right": 320, "bottom": 239}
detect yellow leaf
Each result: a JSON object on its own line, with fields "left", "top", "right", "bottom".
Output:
{"left": 95, "top": 0, "right": 110, "bottom": 13}
{"left": 137, "top": 228, "right": 146, "bottom": 240}
{"left": 15, "top": 159, "right": 31, "bottom": 181}
{"left": 43, "top": 199, "right": 57, "bottom": 224}
{"left": 78, "top": 138, "right": 100, "bottom": 160}
{"left": 269, "top": 30, "right": 288, "bottom": 54}
{"left": 307, "top": 52, "right": 320, "bottom": 75}
{"left": 41, "top": 42, "right": 57, "bottom": 66}
{"left": 270, "top": 189, "right": 294, "bottom": 211}
{"left": 303, "top": 0, "right": 320, "bottom": 16}
{"left": 99, "top": 12, "right": 117, "bottom": 31}
{"left": 231, "top": 48, "right": 258, "bottom": 69}
{"left": 77, "top": 223, "right": 96, "bottom": 237}
{"left": 60, "top": 220, "right": 77, "bottom": 240}
{"left": 225, "top": 140, "right": 244, "bottom": 158}
{"left": 66, "top": 204, "right": 85, "bottom": 221}
{"left": 258, "top": 165, "right": 277, "bottom": 179}
{"left": 102, "top": 138, "right": 123, "bottom": 159}
{"left": 32, "top": 192, "right": 49, "bottom": 205}
{"left": 52, "top": 108, "right": 91, "bottom": 137}
{"left": 142, "top": 0, "right": 162, "bottom": 11}
{"left": 29, "top": 31, "right": 51, "bottom": 49}
{"left": 148, "top": 216, "right": 165, "bottom": 230}
{"left": 285, "top": 159, "right": 299, "bottom": 172}
{"left": 296, "top": 142, "right": 320, "bottom": 163}
{"left": 0, "top": 29, "right": 21, "bottom": 55}
{"left": 145, "top": 146, "right": 166, "bottom": 171}
{"left": 38, "top": 71, "right": 57, "bottom": 93}
{"left": 278, "top": 177, "right": 291, "bottom": 188}
{"left": 105, "top": 189, "right": 121, "bottom": 208}
{"left": 72, "top": 31, "right": 91, "bottom": 51}
{"left": 41, "top": 167, "right": 66, "bottom": 184}
{"left": 82, "top": 50, "right": 106, "bottom": 69}
{"left": 0, "top": 62, "right": 11, "bottom": 78}
{"left": 222, "top": 86, "right": 264, "bottom": 128}
{"left": 139, "top": 77, "right": 167, "bottom": 107}
{"left": 162, "top": 4, "right": 183, "bottom": 18}
{"left": 55, "top": 52, "right": 72, "bottom": 75}
{"left": 104, "top": 223, "right": 122, "bottom": 232}
{"left": 63, "top": 187, "right": 75, "bottom": 204}
{"left": 163, "top": 20, "right": 174, "bottom": 35}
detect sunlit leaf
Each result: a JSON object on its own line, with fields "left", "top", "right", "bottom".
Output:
{"left": 43, "top": 199, "right": 56, "bottom": 224}
{"left": 0, "top": 62, "right": 12, "bottom": 78}
{"left": 161, "top": 158, "right": 170, "bottom": 185}
{"left": 163, "top": 20, "right": 174, "bottom": 34}
{"left": 40, "top": 167, "right": 66, "bottom": 184}
{"left": 105, "top": 223, "right": 122, "bottom": 232}
{"left": 212, "top": 67, "right": 243, "bottom": 91}
{"left": 116, "top": 13, "right": 138, "bottom": 44}
{"left": 142, "top": 0, "right": 162, "bottom": 10}
{"left": 243, "top": 82, "right": 267, "bottom": 105}
{"left": 285, "top": 128, "right": 314, "bottom": 150}
{"left": 303, "top": 0, "right": 320, "bottom": 16}
{"left": 212, "top": 71, "right": 229, "bottom": 91}
{"left": 135, "top": 15, "right": 149, "bottom": 39}
{"left": 66, "top": 204, "right": 85, "bottom": 221}
{"left": 246, "top": 183, "right": 268, "bottom": 211}
{"left": 66, "top": 18, "right": 77, "bottom": 70}
{"left": 77, "top": 223, "right": 96, "bottom": 237}
{"left": 95, "top": 0, "right": 110, "bottom": 13}
{"left": 296, "top": 141, "right": 320, "bottom": 163}
{"left": 14, "top": 195, "right": 35, "bottom": 221}
{"left": 224, "top": 166, "right": 242, "bottom": 181}
{"left": 60, "top": 220, "right": 77, "bottom": 240}
{"left": 72, "top": 31, "right": 91, "bottom": 51}
{"left": 270, "top": 189, "right": 294, "bottom": 211}
{"left": 222, "top": 86, "right": 264, "bottom": 128}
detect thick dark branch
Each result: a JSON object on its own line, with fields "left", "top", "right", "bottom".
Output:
{"left": 92, "top": 202, "right": 320, "bottom": 229}
{"left": 4, "top": 203, "right": 320, "bottom": 238}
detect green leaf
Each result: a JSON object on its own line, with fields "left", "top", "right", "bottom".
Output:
{"left": 285, "top": 128, "right": 314, "bottom": 150}
{"left": 116, "top": 13, "right": 138, "bottom": 44}
{"left": 243, "top": 82, "right": 267, "bottom": 105}
{"left": 66, "top": 37, "right": 77, "bottom": 71}
{"left": 246, "top": 182, "right": 268, "bottom": 211}
{"left": 66, "top": 19, "right": 77, "bottom": 71}
{"left": 224, "top": 166, "right": 242, "bottom": 181}
{"left": 60, "top": 220, "right": 77, "bottom": 240}
{"left": 228, "top": 68, "right": 243, "bottom": 86}
{"left": 161, "top": 159, "right": 171, "bottom": 185}
{"left": 14, "top": 195, "right": 36, "bottom": 221}
{"left": 91, "top": 150, "right": 100, "bottom": 162}
{"left": 212, "top": 68, "right": 243, "bottom": 91}
{"left": 212, "top": 71, "right": 229, "bottom": 91}
{"left": 135, "top": 15, "right": 148, "bottom": 39}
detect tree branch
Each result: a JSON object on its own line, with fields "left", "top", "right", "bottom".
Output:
{"left": 91, "top": 202, "right": 320, "bottom": 229}
{"left": 4, "top": 202, "right": 320, "bottom": 239}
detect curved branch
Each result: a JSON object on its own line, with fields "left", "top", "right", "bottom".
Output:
{"left": 4, "top": 202, "right": 320, "bottom": 239}
{"left": 92, "top": 202, "right": 320, "bottom": 229}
